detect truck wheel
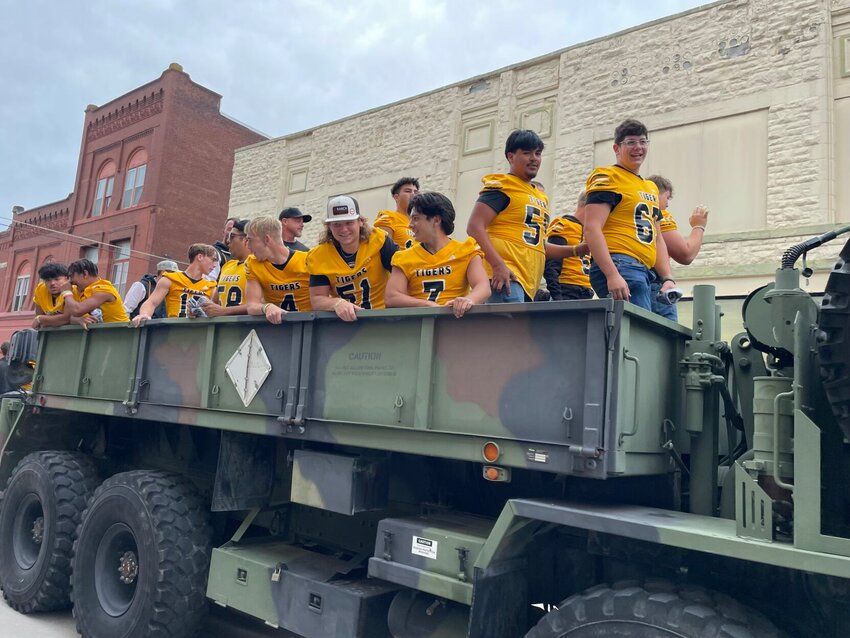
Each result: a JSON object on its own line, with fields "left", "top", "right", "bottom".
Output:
{"left": 0, "top": 451, "right": 99, "bottom": 612}
{"left": 71, "top": 470, "right": 211, "bottom": 638}
{"left": 525, "top": 580, "right": 785, "bottom": 637}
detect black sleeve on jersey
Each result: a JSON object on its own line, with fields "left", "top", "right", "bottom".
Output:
{"left": 379, "top": 235, "right": 400, "bottom": 271}
{"left": 586, "top": 191, "right": 622, "bottom": 210}
{"left": 309, "top": 274, "right": 330, "bottom": 287}
{"left": 543, "top": 235, "right": 567, "bottom": 300}
{"left": 476, "top": 190, "right": 511, "bottom": 214}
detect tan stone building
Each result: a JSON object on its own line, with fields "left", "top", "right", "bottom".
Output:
{"left": 229, "top": 0, "right": 850, "bottom": 328}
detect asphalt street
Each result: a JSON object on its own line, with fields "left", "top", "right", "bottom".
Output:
{"left": 0, "top": 597, "right": 299, "bottom": 637}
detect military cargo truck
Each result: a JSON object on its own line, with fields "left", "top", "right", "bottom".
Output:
{"left": 2, "top": 230, "right": 850, "bottom": 637}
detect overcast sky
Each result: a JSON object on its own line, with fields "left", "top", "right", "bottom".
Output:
{"left": 0, "top": 0, "right": 705, "bottom": 219}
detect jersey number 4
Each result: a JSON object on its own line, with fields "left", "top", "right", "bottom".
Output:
{"left": 336, "top": 279, "right": 372, "bottom": 309}
{"left": 634, "top": 203, "right": 661, "bottom": 245}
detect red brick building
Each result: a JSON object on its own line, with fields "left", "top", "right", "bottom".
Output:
{"left": 0, "top": 63, "right": 265, "bottom": 341}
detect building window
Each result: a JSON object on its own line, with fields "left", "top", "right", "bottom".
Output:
{"left": 92, "top": 161, "right": 116, "bottom": 216}
{"left": 110, "top": 240, "right": 131, "bottom": 295}
{"left": 12, "top": 274, "right": 30, "bottom": 312}
{"left": 122, "top": 150, "right": 147, "bottom": 209}
{"left": 84, "top": 246, "right": 99, "bottom": 264}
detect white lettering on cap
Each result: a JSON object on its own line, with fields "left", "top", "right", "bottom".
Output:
{"left": 333, "top": 205, "right": 351, "bottom": 216}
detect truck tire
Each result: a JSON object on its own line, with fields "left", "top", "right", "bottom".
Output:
{"left": 817, "top": 238, "right": 850, "bottom": 440}
{"left": 525, "top": 580, "right": 785, "bottom": 637}
{"left": 0, "top": 451, "right": 99, "bottom": 612}
{"left": 71, "top": 470, "right": 211, "bottom": 638}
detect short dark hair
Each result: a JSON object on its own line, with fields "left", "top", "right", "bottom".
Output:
{"left": 0, "top": 342, "right": 8, "bottom": 356}
{"left": 38, "top": 262, "right": 69, "bottom": 280}
{"left": 408, "top": 192, "right": 455, "bottom": 235}
{"left": 505, "top": 130, "right": 544, "bottom": 157}
{"left": 647, "top": 175, "right": 673, "bottom": 196}
{"left": 225, "top": 217, "right": 239, "bottom": 225}
{"left": 614, "top": 119, "right": 648, "bottom": 145}
{"left": 68, "top": 259, "right": 98, "bottom": 277}
{"left": 391, "top": 177, "right": 420, "bottom": 196}
{"left": 188, "top": 243, "right": 218, "bottom": 262}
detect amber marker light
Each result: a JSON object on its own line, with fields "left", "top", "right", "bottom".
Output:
{"left": 482, "top": 441, "right": 500, "bottom": 463}
{"left": 484, "top": 467, "right": 500, "bottom": 481}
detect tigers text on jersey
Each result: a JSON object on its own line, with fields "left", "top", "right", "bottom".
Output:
{"left": 478, "top": 173, "right": 549, "bottom": 298}
{"left": 585, "top": 165, "right": 661, "bottom": 269}
{"left": 162, "top": 271, "right": 218, "bottom": 318}
{"left": 546, "top": 215, "right": 591, "bottom": 288}
{"left": 79, "top": 279, "right": 129, "bottom": 323}
{"left": 374, "top": 210, "right": 414, "bottom": 249}
{"left": 33, "top": 282, "right": 78, "bottom": 315}
{"left": 218, "top": 259, "right": 247, "bottom": 307}
{"left": 307, "top": 229, "right": 391, "bottom": 309}
{"left": 659, "top": 209, "right": 678, "bottom": 233}
{"left": 391, "top": 237, "right": 484, "bottom": 304}
{"left": 245, "top": 251, "right": 312, "bottom": 311}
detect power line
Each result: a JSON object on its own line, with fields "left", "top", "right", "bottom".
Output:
{"left": 0, "top": 214, "right": 190, "bottom": 267}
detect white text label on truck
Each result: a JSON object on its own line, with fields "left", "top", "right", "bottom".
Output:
{"left": 411, "top": 536, "right": 438, "bottom": 560}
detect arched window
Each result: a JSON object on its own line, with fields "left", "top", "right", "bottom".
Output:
{"left": 122, "top": 149, "right": 147, "bottom": 209}
{"left": 11, "top": 261, "right": 31, "bottom": 312}
{"left": 92, "top": 161, "right": 116, "bottom": 216}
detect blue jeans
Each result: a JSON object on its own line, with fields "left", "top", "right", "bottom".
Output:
{"left": 650, "top": 278, "right": 678, "bottom": 321}
{"left": 589, "top": 254, "right": 653, "bottom": 312}
{"left": 487, "top": 281, "right": 528, "bottom": 304}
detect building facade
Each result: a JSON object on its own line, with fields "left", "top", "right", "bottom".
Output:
{"left": 228, "top": 0, "right": 850, "bottom": 330}
{"left": 0, "top": 64, "right": 266, "bottom": 341}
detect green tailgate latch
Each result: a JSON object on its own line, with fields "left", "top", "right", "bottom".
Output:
{"left": 456, "top": 546, "right": 469, "bottom": 582}
{"left": 394, "top": 395, "right": 404, "bottom": 423}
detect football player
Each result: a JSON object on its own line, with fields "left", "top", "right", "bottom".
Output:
{"left": 244, "top": 215, "right": 311, "bottom": 325}
{"left": 386, "top": 192, "right": 489, "bottom": 318}
{"left": 645, "top": 174, "right": 709, "bottom": 320}
{"left": 61, "top": 259, "right": 129, "bottom": 324}
{"left": 307, "top": 195, "right": 398, "bottom": 322}
{"left": 583, "top": 119, "right": 677, "bottom": 313}
{"left": 31, "top": 262, "right": 78, "bottom": 329}
{"left": 132, "top": 244, "right": 219, "bottom": 324}
{"left": 374, "top": 177, "right": 419, "bottom": 249}
{"left": 206, "top": 219, "right": 251, "bottom": 317}
{"left": 545, "top": 190, "right": 594, "bottom": 301}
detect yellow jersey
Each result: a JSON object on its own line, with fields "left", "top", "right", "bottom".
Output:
{"left": 391, "top": 238, "right": 484, "bottom": 304}
{"left": 218, "top": 259, "right": 247, "bottom": 307}
{"left": 33, "top": 282, "right": 78, "bottom": 315}
{"left": 79, "top": 279, "right": 129, "bottom": 323}
{"left": 659, "top": 209, "right": 678, "bottom": 233}
{"left": 478, "top": 173, "right": 549, "bottom": 298}
{"left": 374, "top": 210, "right": 414, "bottom": 249}
{"left": 245, "top": 251, "right": 312, "bottom": 311}
{"left": 306, "top": 229, "right": 393, "bottom": 309}
{"left": 161, "top": 271, "right": 217, "bottom": 318}
{"left": 585, "top": 165, "right": 661, "bottom": 269}
{"left": 546, "top": 215, "right": 591, "bottom": 288}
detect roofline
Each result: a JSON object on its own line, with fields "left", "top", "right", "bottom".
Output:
{"left": 236, "top": 0, "right": 731, "bottom": 153}
{"left": 86, "top": 65, "right": 222, "bottom": 113}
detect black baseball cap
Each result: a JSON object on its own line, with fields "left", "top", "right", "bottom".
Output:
{"left": 278, "top": 207, "right": 313, "bottom": 223}
{"left": 232, "top": 219, "right": 250, "bottom": 234}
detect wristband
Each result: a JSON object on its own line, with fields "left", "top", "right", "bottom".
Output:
{"left": 692, "top": 225, "right": 706, "bottom": 231}
{"left": 261, "top": 303, "right": 270, "bottom": 314}
{"left": 333, "top": 298, "right": 346, "bottom": 309}
{"left": 661, "top": 277, "right": 676, "bottom": 285}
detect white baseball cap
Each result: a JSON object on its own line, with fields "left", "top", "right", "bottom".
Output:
{"left": 326, "top": 195, "right": 361, "bottom": 222}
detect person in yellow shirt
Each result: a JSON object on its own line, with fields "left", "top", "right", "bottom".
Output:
{"left": 61, "top": 259, "right": 129, "bottom": 324}
{"left": 132, "top": 244, "right": 219, "bottom": 325}
{"left": 467, "top": 130, "right": 585, "bottom": 303}
{"left": 244, "top": 215, "right": 312, "bottom": 324}
{"left": 31, "top": 262, "right": 79, "bottom": 329}
{"left": 386, "top": 192, "right": 489, "bottom": 318}
{"left": 544, "top": 190, "right": 594, "bottom": 301}
{"left": 307, "top": 195, "right": 398, "bottom": 322}
{"left": 374, "top": 177, "right": 419, "bottom": 249}
{"left": 583, "top": 119, "right": 677, "bottom": 313}
{"left": 206, "top": 219, "right": 251, "bottom": 317}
